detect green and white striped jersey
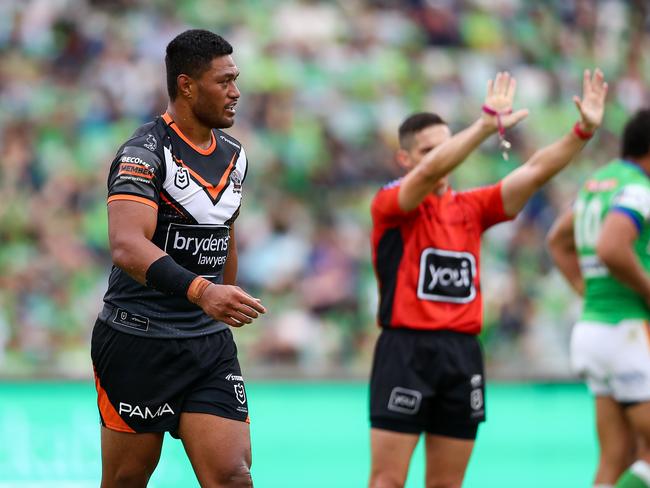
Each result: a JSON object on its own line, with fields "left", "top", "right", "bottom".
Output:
{"left": 575, "top": 160, "right": 650, "bottom": 323}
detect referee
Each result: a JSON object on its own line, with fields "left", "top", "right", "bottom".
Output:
{"left": 91, "top": 30, "right": 265, "bottom": 487}
{"left": 369, "top": 70, "right": 607, "bottom": 487}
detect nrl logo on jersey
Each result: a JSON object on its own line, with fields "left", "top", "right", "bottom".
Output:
{"left": 175, "top": 167, "right": 190, "bottom": 189}
{"left": 230, "top": 169, "right": 242, "bottom": 194}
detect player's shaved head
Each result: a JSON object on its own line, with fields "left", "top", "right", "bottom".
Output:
{"left": 398, "top": 112, "right": 447, "bottom": 150}
{"left": 165, "top": 29, "right": 233, "bottom": 100}
{"left": 622, "top": 108, "right": 650, "bottom": 159}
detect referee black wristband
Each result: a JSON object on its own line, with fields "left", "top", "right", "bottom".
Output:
{"left": 145, "top": 255, "right": 197, "bottom": 297}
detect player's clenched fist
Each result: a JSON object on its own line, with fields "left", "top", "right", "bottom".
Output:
{"left": 198, "top": 284, "right": 266, "bottom": 327}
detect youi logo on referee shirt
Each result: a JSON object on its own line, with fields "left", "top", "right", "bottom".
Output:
{"left": 417, "top": 248, "right": 476, "bottom": 303}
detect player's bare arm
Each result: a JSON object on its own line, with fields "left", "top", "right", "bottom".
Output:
{"left": 108, "top": 200, "right": 166, "bottom": 282}
{"left": 547, "top": 208, "right": 584, "bottom": 296}
{"left": 398, "top": 72, "right": 528, "bottom": 212}
{"left": 596, "top": 212, "right": 650, "bottom": 303}
{"left": 108, "top": 200, "right": 265, "bottom": 327}
{"left": 501, "top": 69, "right": 608, "bottom": 217}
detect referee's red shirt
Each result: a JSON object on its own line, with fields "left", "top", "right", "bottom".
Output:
{"left": 370, "top": 180, "right": 511, "bottom": 335}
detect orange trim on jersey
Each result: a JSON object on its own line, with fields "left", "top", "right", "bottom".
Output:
{"left": 117, "top": 170, "right": 154, "bottom": 180}
{"left": 162, "top": 112, "right": 216, "bottom": 155}
{"left": 175, "top": 153, "right": 237, "bottom": 200}
{"left": 159, "top": 192, "right": 185, "bottom": 216}
{"left": 93, "top": 369, "right": 135, "bottom": 433}
{"left": 644, "top": 321, "right": 650, "bottom": 351}
{"left": 107, "top": 194, "right": 158, "bottom": 210}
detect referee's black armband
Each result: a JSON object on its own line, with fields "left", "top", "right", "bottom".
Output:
{"left": 145, "top": 255, "right": 197, "bottom": 297}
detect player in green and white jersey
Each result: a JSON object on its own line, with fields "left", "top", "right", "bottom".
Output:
{"left": 548, "top": 109, "right": 650, "bottom": 488}
{"left": 575, "top": 160, "right": 650, "bottom": 322}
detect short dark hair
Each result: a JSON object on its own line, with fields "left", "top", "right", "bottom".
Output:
{"left": 165, "top": 29, "right": 233, "bottom": 100}
{"left": 398, "top": 112, "right": 447, "bottom": 149}
{"left": 621, "top": 109, "right": 650, "bottom": 159}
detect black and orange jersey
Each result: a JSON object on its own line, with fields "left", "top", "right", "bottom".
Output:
{"left": 371, "top": 180, "right": 511, "bottom": 335}
{"left": 98, "top": 112, "right": 248, "bottom": 338}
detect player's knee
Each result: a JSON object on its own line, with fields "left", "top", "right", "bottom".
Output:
{"left": 600, "top": 441, "right": 635, "bottom": 469}
{"left": 599, "top": 451, "right": 634, "bottom": 476}
{"left": 215, "top": 463, "right": 253, "bottom": 488}
{"left": 369, "top": 470, "right": 405, "bottom": 488}
{"left": 101, "top": 465, "right": 154, "bottom": 488}
{"left": 425, "top": 476, "right": 463, "bottom": 488}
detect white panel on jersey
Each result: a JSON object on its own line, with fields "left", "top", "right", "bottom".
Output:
{"left": 162, "top": 145, "right": 244, "bottom": 224}
{"left": 612, "top": 184, "right": 650, "bottom": 220}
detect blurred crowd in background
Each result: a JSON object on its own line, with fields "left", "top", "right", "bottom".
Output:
{"left": 1, "top": 0, "right": 649, "bottom": 378}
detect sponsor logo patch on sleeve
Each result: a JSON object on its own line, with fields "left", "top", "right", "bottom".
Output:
{"left": 118, "top": 156, "right": 155, "bottom": 181}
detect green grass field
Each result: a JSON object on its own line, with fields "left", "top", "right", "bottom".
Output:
{"left": 0, "top": 382, "right": 597, "bottom": 487}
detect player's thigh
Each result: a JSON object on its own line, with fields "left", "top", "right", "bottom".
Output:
{"left": 179, "top": 412, "right": 251, "bottom": 488}
{"left": 369, "top": 428, "right": 420, "bottom": 488}
{"left": 100, "top": 427, "right": 164, "bottom": 488}
{"left": 595, "top": 396, "right": 635, "bottom": 467}
{"left": 424, "top": 434, "right": 474, "bottom": 488}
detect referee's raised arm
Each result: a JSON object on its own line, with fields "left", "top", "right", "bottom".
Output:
{"left": 398, "top": 72, "right": 528, "bottom": 212}
{"left": 500, "top": 68, "right": 608, "bottom": 217}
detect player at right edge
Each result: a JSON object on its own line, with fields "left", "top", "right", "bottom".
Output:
{"left": 548, "top": 109, "right": 650, "bottom": 488}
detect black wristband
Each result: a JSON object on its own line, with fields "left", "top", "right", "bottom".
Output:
{"left": 145, "top": 255, "right": 197, "bottom": 297}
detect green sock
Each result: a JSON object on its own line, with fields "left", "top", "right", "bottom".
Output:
{"left": 616, "top": 461, "right": 650, "bottom": 488}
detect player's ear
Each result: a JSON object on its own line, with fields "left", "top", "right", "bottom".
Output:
{"left": 396, "top": 148, "right": 412, "bottom": 170}
{"left": 177, "top": 74, "right": 194, "bottom": 100}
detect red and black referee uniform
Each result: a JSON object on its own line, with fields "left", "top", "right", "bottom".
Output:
{"left": 92, "top": 113, "right": 250, "bottom": 436}
{"left": 369, "top": 178, "right": 512, "bottom": 439}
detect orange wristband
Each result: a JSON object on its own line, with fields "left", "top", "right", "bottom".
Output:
{"left": 187, "top": 276, "right": 211, "bottom": 304}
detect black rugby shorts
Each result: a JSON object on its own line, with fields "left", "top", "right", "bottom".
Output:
{"left": 91, "top": 319, "right": 249, "bottom": 437}
{"left": 369, "top": 328, "right": 485, "bottom": 439}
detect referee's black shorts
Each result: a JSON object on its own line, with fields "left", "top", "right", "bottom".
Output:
{"left": 91, "top": 319, "right": 249, "bottom": 437}
{"left": 369, "top": 327, "right": 485, "bottom": 440}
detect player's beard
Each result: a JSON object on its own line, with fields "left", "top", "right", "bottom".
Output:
{"left": 193, "top": 96, "right": 233, "bottom": 130}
